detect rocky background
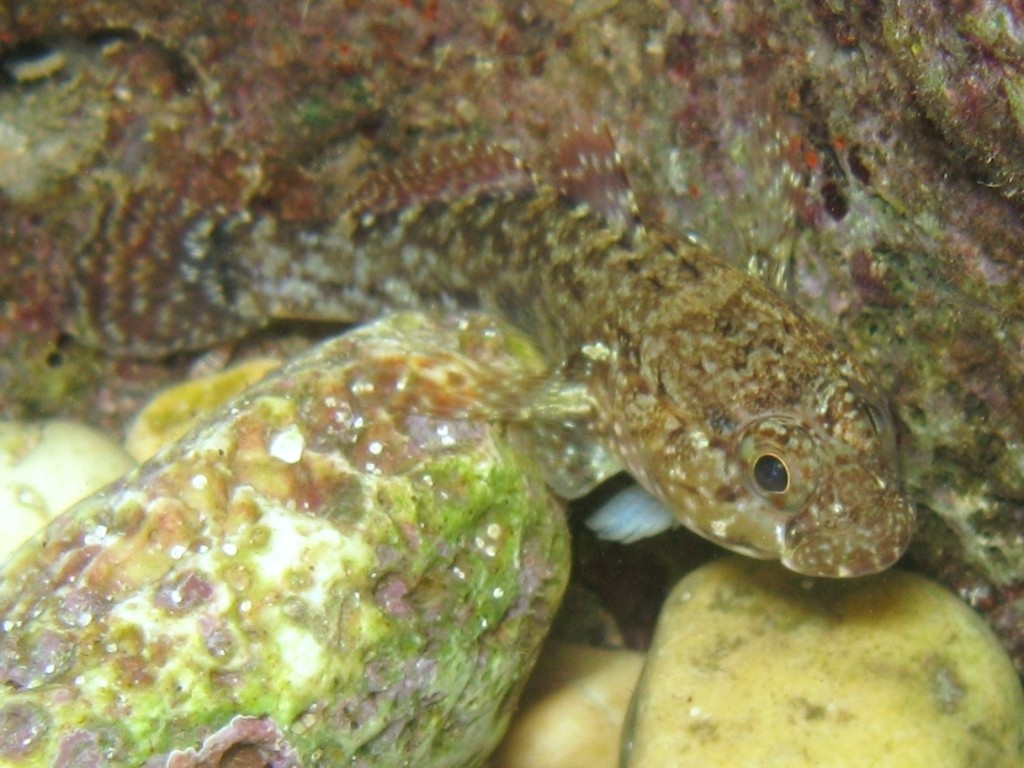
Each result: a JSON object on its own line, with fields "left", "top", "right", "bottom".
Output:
{"left": 3, "top": 0, "right": 1024, "bottom": 673}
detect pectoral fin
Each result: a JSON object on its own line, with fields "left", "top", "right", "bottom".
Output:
{"left": 586, "top": 484, "right": 676, "bottom": 543}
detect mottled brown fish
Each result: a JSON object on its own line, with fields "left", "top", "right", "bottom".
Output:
{"left": 248, "top": 128, "right": 912, "bottom": 577}
{"left": 74, "top": 128, "right": 916, "bottom": 576}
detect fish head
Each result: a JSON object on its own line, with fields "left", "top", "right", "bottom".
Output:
{"left": 606, "top": 273, "right": 915, "bottom": 578}
{"left": 727, "top": 378, "right": 915, "bottom": 576}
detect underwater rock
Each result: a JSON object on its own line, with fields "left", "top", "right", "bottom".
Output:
{"left": 880, "top": 1, "right": 1024, "bottom": 200}
{"left": 124, "top": 357, "right": 281, "bottom": 462}
{"left": 0, "top": 420, "right": 136, "bottom": 560}
{"left": 5, "top": 0, "right": 1024, "bottom": 674}
{"left": 623, "top": 557, "right": 1024, "bottom": 768}
{"left": 489, "top": 643, "right": 644, "bottom": 768}
{"left": 0, "top": 312, "right": 570, "bottom": 766}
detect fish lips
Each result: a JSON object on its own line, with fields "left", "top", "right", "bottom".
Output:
{"left": 780, "top": 474, "right": 916, "bottom": 578}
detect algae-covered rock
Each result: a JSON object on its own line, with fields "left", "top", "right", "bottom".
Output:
{"left": 0, "top": 312, "right": 570, "bottom": 767}
{"left": 624, "top": 558, "right": 1024, "bottom": 768}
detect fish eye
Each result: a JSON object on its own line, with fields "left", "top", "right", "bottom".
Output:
{"left": 736, "top": 416, "right": 815, "bottom": 512}
{"left": 753, "top": 453, "right": 789, "bottom": 494}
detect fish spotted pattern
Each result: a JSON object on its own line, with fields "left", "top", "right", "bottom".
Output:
{"left": 78, "top": 128, "right": 917, "bottom": 576}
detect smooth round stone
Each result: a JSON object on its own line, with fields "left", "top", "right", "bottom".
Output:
{"left": 624, "top": 557, "right": 1024, "bottom": 768}
{"left": 0, "top": 420, "right": 136, "bottom": 558}
{"left": 124, "top": 356, "right": 281, "bottom": 461}
{"left": 490, "top": 643, "right": 645, "bottom": 768}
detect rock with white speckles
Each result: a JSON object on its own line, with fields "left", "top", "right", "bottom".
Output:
{"left": 0, "top": 312, "right": 570, "bottom": 767}
{"left": 623, "top": 557, "right": 1024, "bottom": 768}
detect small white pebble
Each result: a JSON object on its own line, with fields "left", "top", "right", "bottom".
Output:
{"left": 268, "top": 425, "right": 305, "bottom": 464}
{"left": 350, "top": 380, "right": 376, "bottom": 395}
{"left": 191, "top": 474, "right": 209, "bottom": 490}
{"left": 15, "top": 487, "right": 44, "bottom": 510}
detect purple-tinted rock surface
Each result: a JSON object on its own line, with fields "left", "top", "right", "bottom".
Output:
{"left": 3, "top": 0, "right": 1024, "bottom": 673}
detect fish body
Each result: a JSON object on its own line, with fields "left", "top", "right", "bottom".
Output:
{"left": 75, "top": 129, "right": 916, "bottom": 577}
{"left": 247, "top": 129, "right": 912, "bottom": 577}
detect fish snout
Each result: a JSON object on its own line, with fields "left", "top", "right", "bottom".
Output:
{"left": 780, "top": 474, "right": 915, "bottom": 578}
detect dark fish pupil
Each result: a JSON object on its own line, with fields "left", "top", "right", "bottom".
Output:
{"left": 753, "top": 454, "right": 789, "bottom": 493}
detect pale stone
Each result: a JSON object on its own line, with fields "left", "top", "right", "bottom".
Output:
{"left": 490, "top": 643, "right": 645, "bottom": 768}
{"left": 624, "top": 557, "right": 1024, "bottom": 768}
{"left": 125, "top": 357, "right": 281, "bottom": 460}
{"left": 0, "top": 419, "right": 136, "bottom": 558}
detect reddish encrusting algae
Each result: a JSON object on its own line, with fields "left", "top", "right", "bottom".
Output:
{"left": 0, "top": 312, "right": 569, "bottom": 767}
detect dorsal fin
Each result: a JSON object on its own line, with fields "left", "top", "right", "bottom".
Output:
{"left": 344, "top": 141, "right": 536, "bottom": 224}
{"left": 553, "top": 125, "right": 642, "bottom": 233}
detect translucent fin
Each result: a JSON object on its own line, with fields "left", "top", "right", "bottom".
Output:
{"left": 503, "top": 368, "right": 622, "bottom": 499}
{"left": 553, "top": 125, "right": 642, "bottom": 234}
{"left": 586, "top": 484, "right": 676, "bottom": 543}
{"left": 745, "top": 247, "right": 795, "bottom": 296}
{"left": 517, "top": 378, "right": 598, "bottom": 421}
{"left": 509, "top": 419, "right": 622, "bottom": 499}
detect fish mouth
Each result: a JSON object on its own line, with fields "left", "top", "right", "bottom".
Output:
{"left": 783, "top": 535, "right": 905, "bottom": 577}
{"left": 780, "top": 490, "right": 916, "bottom": 578}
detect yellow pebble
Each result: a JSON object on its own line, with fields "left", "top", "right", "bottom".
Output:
{"left": 490, "top": 643, "right": 645, "bottom": 768}
{"left": 624, "top": 557, "right": 1024, "bottom": 768}
{"left": 125, "top": 357, "right": 281, "bottom": 461}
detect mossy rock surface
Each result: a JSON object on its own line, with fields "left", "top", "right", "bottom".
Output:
{"left": 0, "top": 313, "right": 570, "bottom": 767}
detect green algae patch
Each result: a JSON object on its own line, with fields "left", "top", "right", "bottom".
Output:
{"left": 0, "top": 313, "right": 570, "bottom": 767}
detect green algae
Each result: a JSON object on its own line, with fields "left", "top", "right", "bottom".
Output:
{"left": 0, "top": 313, "right": 570, "bottom": 766}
